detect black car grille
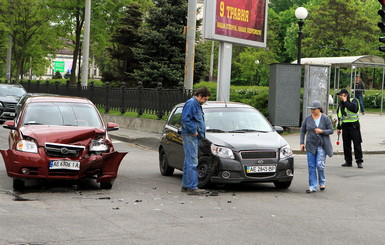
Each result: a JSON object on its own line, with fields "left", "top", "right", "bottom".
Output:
{"left": 245, "top": 172, "right": 276, "bottom": 178}
{"left": 45, "top": 143, "right": 85, "bottom": 158}
{"left": 240, "top": 151, "right": 277, "bottom": 159}
{"left": 3, "top": 102, "right": 16, "bottom": 109}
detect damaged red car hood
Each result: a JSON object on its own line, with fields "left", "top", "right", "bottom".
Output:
{"left": 20, "top": 125, "right": 105, "bottom": 146}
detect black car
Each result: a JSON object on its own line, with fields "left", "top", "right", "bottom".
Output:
{"left": 0, "top": 84, "right": 27, "bottom": 122}
{"left": 159, "top": 102, "right": 294, "bottom": 189}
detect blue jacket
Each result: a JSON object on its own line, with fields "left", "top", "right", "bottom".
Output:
{"left": 181, "top": 97, "right": 206, "bottom": 139}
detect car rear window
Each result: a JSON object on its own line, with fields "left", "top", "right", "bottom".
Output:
{"left": 22, "top": 102, "right": 103, "bottom": 128}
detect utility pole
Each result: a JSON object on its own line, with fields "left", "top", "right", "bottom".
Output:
{"left": 184, "top": 0, "right": 197, "bottom": 90}
{"left": 6, "top": 36, "right": 12, "bottom": 83}
{"left": 81, "top": 0, "right": 91, "bottom": 87}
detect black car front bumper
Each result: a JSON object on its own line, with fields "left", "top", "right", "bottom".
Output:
{"left": 210, "top": 156, "right": 294, "bottom": 184}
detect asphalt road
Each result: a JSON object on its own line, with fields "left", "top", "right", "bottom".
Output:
{"left": 0, "top": 129, "right": 384, "bottom": 245}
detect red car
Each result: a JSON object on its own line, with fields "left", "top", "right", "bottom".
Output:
{"left": 1, "top": 95, "right": 127, "bottom": 190}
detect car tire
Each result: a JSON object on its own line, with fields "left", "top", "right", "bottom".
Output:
{"left": 100, "top": 181, "right": 113, "bottom": 189}
{"left": 197, "top": 156, "right": 212, "bottom": 188}
{"left": 274, "top": 181, "right": 292, "bottom": 189}
{"left": 13, "top": 179, "right": 25, "bottom": 191}
{"left": 159, "top": 148, "right": 174, "bottom": 176}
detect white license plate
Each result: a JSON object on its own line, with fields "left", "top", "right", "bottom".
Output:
{"left": 246, "top": 165, "right": 276, "bottom": 173}
{"left": 49, "top": 160, "right": 80, "bottom": 170}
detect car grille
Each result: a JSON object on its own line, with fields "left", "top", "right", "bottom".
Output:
{"left": 245, "top": 172, "right": 276, "bottom": 178}
{"left": 240, "top": 151, "right": 277, "bottom": 159}
{"left": 45, "top": 143, "right": 85, "bottom": 158}
{"left": 3, "top": 102, "right": 16, "bottom": 109}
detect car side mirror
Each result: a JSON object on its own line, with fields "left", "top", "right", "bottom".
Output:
{"left": 177, "top": 127, "right": 182, "bottom": 135}
{"left": 3, "top": 120, "right": 17, "bottom": 130}
{"left": 107, "top": 122, "right": 119, "bottom": 131}
{"left": 274, "top": 126, "right": 284, "bottom": 134}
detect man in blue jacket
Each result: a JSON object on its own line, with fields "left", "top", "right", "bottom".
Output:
{"left": 181, "top": 87, "right": 211, "bottom": 195}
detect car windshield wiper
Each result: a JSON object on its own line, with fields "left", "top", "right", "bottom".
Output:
{"left": 228, "top": 129, "right": 268, "bottom": 133}
{"left": 206, "top": 128, "right": 226, "bottom": 133}
{"left": 24, "top": 122, "right": 44, "bottom": 125}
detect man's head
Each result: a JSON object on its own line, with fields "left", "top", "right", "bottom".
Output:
{"left": 355, "top": 75, "right": 361, "bottom": 83}
{"left": 337, "top": 88, "right": 349, "bottom": 101}
{"left": 194, "top": 87, "right": 211, "bottom": 105}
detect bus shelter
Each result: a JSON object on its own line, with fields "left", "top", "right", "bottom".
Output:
{"left": 294, "top": 55, "right": 385, "bottom": 114}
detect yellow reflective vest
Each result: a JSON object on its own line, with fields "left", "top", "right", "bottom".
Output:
{"left": 337, "top": 98, "right": 360, "bottom": 126}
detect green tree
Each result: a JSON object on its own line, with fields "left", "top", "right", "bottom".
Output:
{"left": 133, "top": 0, "right": 206, "bottom": 88}
{"left": 284, "top": 0, "right": 379, "bottom": 60}
{"left": 107, "top": 3, "right": 143, "bottom": 86}
{"left": 0, "top": 0, "right": 56, "bottom": 82}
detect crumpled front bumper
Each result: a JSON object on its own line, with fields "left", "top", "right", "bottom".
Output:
{"left": 0, "top": 149, "right": 127, "bottom": 182}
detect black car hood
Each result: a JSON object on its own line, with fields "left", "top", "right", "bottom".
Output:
{"left": 0, "top": 96, "right": 19, "bottom": 103}
{"left": 206, "top": 132, "right": 289, "bottom": 151}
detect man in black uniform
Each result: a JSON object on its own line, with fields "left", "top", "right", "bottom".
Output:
{"left": 336, "top": 89, "right": 363, "bottom": 168}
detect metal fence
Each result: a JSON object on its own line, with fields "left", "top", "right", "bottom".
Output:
{"left": 3, "top": 80, "right": 194, "bottom": 119}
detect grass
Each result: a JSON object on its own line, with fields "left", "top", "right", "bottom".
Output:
{"left": 98, "top": 108, "right": 168, "bottom": 120}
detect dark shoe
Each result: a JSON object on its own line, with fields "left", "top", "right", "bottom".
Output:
{"left": 320, "top": 185, "right": 326, "bottom": 191}
{"left": 357, "top": 163, "right": 363, "bottom": 168}
{"left": 306, "top": 189, "right": 316, "bottom": 193}
{"left": 181, "top": 186, "right": 188, "bottom": 192}
{"left": 187, "top": 188, "right": 208, "bottom": 195}
{"left": 362, "top": 112, "right": 365, "bottom": 115}
{"left": 341, "top": 163, "right": 352, "bottom": 167}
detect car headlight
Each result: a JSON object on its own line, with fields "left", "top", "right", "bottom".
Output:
{"left": 211, "top": 144, "right": 235, "bottom": 159}
{"left": 280, "top": 145, "right": 293, "bottom": 159}
{"left": 16, "top": 140, "right": 38, "bottom": 153}
{"left": 89, "top": 139, "right": 109, "bottom": 152}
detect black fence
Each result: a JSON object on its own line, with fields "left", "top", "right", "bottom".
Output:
{"left": 4, "top": 80, "right": 194, "bottom": 119}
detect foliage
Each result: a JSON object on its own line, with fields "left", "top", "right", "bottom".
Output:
{"left": 106, "top": 3, "right": 143, "bottom": 86}
{"left": 53, "top": 71, "right": 63, "bottom": 79}
{"left": 133, "top": 0, "right": 206, "bottom": 88}
{"left": 0, "top": 0, "right": 59, "bottom": 82}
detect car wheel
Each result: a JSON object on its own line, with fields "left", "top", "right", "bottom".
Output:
{"left": 159, "top": 148, "right": 174, "bottom": 176}
{"left": 13, "top": 179, "right": 25, "bottom": 191}
{"left": 197, "top": 156, "right": 212, "bottom": 188}
{"left": 100, "top": 181, "right": 113, "bottom": 189}
{"left": 274, "top": 181, "right": 292, "bottom": 189}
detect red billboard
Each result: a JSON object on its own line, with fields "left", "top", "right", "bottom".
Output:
{"left": 204, "top": 0, "right": 268, "bottom": 47}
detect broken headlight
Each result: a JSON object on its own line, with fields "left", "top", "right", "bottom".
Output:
{"left": 89, "top": 139, "right": 109, "bottom": 152}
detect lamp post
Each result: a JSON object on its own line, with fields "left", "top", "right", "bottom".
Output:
{"left": 295, "top": 7, "right": 308, "bottom": 65}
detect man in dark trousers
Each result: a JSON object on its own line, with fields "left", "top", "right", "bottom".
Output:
{"left": 181, "top": 87, "right": 211, "bottom": 195}
{"left": 336, "top": 89, "right": 364, "bottom": 168}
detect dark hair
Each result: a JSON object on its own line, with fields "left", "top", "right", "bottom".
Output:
{"left": 320, "top": 108, "right": 324, "bottom": 113}
{"left": 195, "top": 87, "right": 211, "bottom": 97}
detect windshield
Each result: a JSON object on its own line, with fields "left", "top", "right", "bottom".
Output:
{"left": 0, "top": 85, "right": 26, "bottom": 97}
{"left": 22, "top": 102, "right": 103, "bottom": 128}
{"left": 204, "top": 107, "right": 273, "bottom": 133}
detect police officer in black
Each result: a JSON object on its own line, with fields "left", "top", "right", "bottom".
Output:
{"left": 336, "top": 89, "right": 363, "bottom": 168}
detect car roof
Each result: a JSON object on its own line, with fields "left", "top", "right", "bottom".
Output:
{"left": 174, "top": 101, "right": 255, "bottom": 109}
{"left": 26, "top": 95, "right": 93, "bottom": 105}
{"left": 0, "top": 83, "right": 24, "bottom": 88}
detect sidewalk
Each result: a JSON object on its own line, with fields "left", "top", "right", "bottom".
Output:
{"left": 108, "top": 112, "right": 385, "bottom": 154}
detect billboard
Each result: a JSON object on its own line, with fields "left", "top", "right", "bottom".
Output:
{"left": 204, "top": 0, "right": 268, "bottom": 48}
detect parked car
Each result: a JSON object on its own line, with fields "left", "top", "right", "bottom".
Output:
{"left": 0, "top": 95, "right": 127, "bottom": 190}
{"left": 159, "top": 101, "right": 294, "bottom": 189}
{"left": 0, "top": 84, "right": 27, "bottom": 122}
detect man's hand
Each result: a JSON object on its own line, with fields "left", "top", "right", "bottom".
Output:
{"left": 192, "top": 132, "right": 198, "bottom": 137}
{"left": 337, "top": 129, "right": 341, "bottom": 136}
{"left": 300, "top": 144, "right": 305, "bottom": 152}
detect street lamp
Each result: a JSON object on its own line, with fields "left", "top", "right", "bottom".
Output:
{"left": 295, "top": 7, "right": 308, "bottom": 65}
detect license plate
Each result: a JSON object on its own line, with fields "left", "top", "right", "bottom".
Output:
{"left": 246, "top": 165, "right": 276, "bottom": 173}
{"left": 49, "top": 160, "right": 80, "bottom": 170}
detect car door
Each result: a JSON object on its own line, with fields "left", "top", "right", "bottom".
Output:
{"left": 162, "top": 107, "right": 184, "bottom": 169}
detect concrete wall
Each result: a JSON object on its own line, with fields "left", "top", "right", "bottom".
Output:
{"left": 101, "top": 114, "right": 166, "bottom": 134}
